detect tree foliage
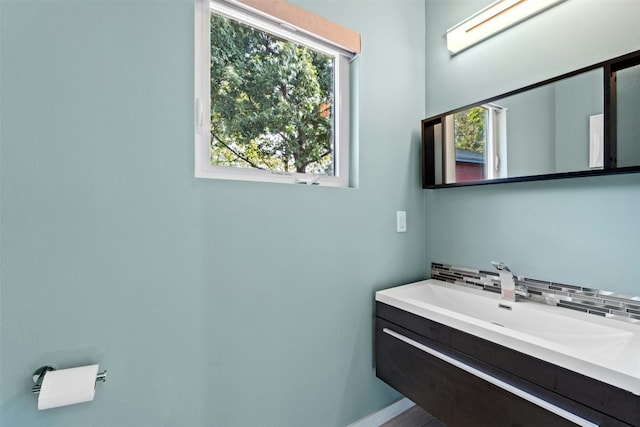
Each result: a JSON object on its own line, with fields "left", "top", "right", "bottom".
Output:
{"left": 210, "top": 13, "right": 335, "bottom": 174}
{"left": 454, "top": 106, "right": 486, "bottom": 153}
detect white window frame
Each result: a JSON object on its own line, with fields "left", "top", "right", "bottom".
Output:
{"left": 484, "top": 103, "right": 508, "bottom": 179}
{"left": 194, "top": 0, "right": 354, "bottom": 187}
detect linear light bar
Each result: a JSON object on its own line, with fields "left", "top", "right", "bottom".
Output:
{"left": 446, "top": 0, "right": 567, "bottom": 55}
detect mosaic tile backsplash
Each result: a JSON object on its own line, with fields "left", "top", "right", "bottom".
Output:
{"left": 432, "top": 263, "right": 640, "bottom": 323}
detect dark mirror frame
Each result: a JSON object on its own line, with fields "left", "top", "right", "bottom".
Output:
{"left": 422, "top": 49, "right": 640, "bottom": 189}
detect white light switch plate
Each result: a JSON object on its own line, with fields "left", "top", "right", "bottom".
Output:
{"left": 396, "top": 211, "right": 406, "bottom": 232}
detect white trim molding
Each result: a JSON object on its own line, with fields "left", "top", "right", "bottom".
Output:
{"left": 346, "top": 398, "right": 414, "bottom": 427}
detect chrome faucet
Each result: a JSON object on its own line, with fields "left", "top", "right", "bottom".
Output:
{"left": 492, "top": 261, "right": 528, "bottom": 302}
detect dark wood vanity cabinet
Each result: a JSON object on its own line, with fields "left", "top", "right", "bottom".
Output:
{"left": 375, "top": 302, "right": 640, "bottom": 427}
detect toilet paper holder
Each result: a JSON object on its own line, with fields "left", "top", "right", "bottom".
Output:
{"left": 31, "top": 365, "right": 107, "bottom": 394}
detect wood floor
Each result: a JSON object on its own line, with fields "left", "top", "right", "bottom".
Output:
{"left": 380, "top": 405, "right": 447, "bottom": 427}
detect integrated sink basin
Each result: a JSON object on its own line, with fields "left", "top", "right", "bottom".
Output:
{"left": 376, "top": 279, "right": 640, "bottom": 395}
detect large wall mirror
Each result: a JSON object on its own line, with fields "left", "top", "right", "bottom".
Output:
{"left": 422, "top": 49, "right": 640, "bottom": 188}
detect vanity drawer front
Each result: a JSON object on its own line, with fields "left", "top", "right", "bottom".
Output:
{"left": 375, "top": 318, "right": 632, "bottom": 427}
{"left": 376, "top": 302, "right": 640, "bottom": 426}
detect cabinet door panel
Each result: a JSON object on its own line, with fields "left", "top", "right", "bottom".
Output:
{"left": 376, "top": 302, "right": 639, "bottom": 426}
{"left": 375, "top": 318, "right": 629, "bottom": 427}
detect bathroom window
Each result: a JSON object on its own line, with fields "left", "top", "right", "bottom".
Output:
{"left": 194, "top": 0, "right": 360, "bottom": 186}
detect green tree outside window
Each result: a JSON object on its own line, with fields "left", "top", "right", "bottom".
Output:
{"left": 454, "top": 106, "right": 486, "bottom": 154}
{"left": 210, "top": 13, "right": 335, "bottom": 175}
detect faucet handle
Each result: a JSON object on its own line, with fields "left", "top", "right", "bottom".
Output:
{"left": 491, "top": 261, "right": 511, "bottom": 272}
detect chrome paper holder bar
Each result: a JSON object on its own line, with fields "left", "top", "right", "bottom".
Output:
{"left": 31, "top": 365, "right": 107, "bottom": 394}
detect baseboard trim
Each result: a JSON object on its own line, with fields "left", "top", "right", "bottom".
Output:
{"left": 347, "top": 398, "right": 414, "bottom": 427}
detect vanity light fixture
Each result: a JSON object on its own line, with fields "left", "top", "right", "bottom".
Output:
{"left": 446, "top": 0, "right": 566, "bottom": 55}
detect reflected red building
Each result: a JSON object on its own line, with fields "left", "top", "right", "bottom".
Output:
{"left": 455, "top": 148, "right": 484, "bottom": 182}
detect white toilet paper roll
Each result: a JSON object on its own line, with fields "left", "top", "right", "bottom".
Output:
{"left": 38, "top": 364, "right": 99, "bottom": 410}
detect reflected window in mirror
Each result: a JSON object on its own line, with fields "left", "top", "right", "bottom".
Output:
{"left": 447, "top": 105, "right": 507, "bottom": 183}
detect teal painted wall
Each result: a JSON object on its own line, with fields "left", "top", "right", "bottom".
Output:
{"left": 0, "top": 1, "right": 425, "bottom": 426}
{"left": 554, "top": 69, "right": 603, "bottom": 173}
{"left": 617, "top": 64, "right": 640, "bottom": 167}
{"left": 499, "top": 84, "right": 556, "bottom": 177}
{"left": 497, "top": 69, "right": 603, "bottom": 176}
{"left": 425, "top": 0, "right": 640, "bottom": 294}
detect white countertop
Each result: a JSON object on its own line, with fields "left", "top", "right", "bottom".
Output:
{"left": 376, "top": 279, "right": 640, "bottom": 395}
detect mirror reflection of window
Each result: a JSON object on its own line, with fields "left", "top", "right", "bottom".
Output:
{"left": 445, "top": 105, "right": 507, "bottom": 183}
{"left": 454, "top": 106, "right": 486, "bottom": 182}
